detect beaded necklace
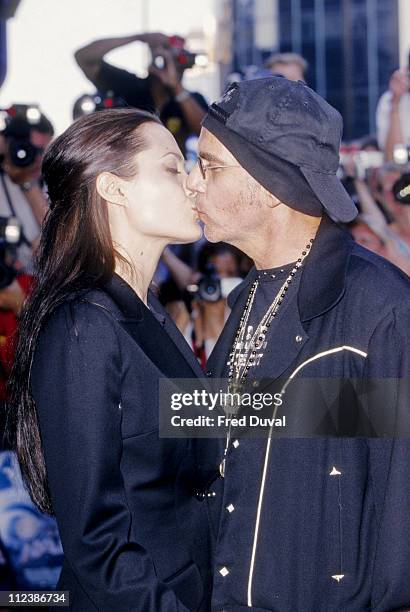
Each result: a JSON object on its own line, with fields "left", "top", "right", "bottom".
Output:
{"left": 219, "top": 238, "right": 314, "bottom": 477}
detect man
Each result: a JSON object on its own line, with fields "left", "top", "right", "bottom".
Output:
{"left": 186, "top": 77, "right": 410, "bottom": 610}
{"left": 265, "top": 51, "right": 308, "bottom": 82}
{"left": 75, "top": 32, "right": 208, "bottom": 156}
{"left": 0, "top": 109, "right": 53, "bottom": 271}
{"left": 0, "top": 109, "right": 52, "bottom": 391}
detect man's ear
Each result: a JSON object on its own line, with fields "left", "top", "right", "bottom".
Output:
{"left": 96, "top": 172, "right": 127, "bottom": 206}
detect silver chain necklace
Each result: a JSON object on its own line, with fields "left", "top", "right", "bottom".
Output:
{"left": 219, "top": 238, "right": 314, "bottom": 477}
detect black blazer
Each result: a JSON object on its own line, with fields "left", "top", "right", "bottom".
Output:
{"left": 30, "top": 274, "right": 217, "bottom": 612}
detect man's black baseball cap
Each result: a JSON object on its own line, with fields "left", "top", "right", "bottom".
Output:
{"left": 202, "top": 77, "right": 358, "bottom": 223}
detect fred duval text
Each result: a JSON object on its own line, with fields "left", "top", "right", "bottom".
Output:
{"left": 170, "top": 415, "right": 286, "bottom": 428}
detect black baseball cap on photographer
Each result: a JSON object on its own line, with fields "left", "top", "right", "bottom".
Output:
{"left": 202, "top": 77, "right": 358, "bottom": 223}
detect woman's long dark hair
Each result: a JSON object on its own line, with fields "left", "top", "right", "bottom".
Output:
{"left": 7, "top": 108, "right": 161, "bottom": 515}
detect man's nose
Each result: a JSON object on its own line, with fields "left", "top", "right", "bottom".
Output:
{"left": 186, "top": 161, "right": 206, "bottom": 196}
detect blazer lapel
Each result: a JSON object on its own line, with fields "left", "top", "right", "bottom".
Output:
{"left": 101, "top": 275, "right": 200, "bottom": 380}
{"left": 120, "top": 318, "right": 199, "bottom": 380}
{"left": 148, "top": 291, "right": 205, "bottom": 379}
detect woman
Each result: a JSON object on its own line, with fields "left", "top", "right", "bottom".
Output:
{"left": 7, "top": 108, "right": 218, "bottom": 611}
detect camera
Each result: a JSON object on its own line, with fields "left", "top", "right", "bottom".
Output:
{"left": 0, "top": 216, "right": 21, "bottom": 289}
{"left": 187, "top": 264, "right": 242, "bottom": 303}
{"left": 153, "top": 48, "right": 197, "bottom": 71}
{"left": 152, "top": 35, "right": 200, "bottom": 72}
{"left": 0, "top": 104, "right": 44, "bottom": 168}
{"left": 4, "top": 121, "right": 38, "bottom": 167}
{"left": 73, "top": 92, "right": 128, "bottom": 120}
{"left": 391, "top": 144, "right": 410, "bottom": 205}
{"left": 196, "top": 264, "right": 222, "bottom": 302}
{"left": 338, "top": 150, "right": 384, "bottom": 181}
{"left": 353, "top": 151, "right": 384, "bottom": 180}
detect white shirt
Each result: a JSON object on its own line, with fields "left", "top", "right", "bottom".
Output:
{"left": 376, "top": 90, "right": 410, "bottom": 150}
{"left": 0, "top": 172, "right": 41, "bottom": 272}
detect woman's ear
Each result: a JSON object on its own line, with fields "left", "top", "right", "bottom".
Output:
{"left": 96, "top": 172, "right": 127, "bottom": 206}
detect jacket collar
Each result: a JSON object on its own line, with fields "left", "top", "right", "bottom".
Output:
{"left": 97, "top": 274, "right": 201, "bottom": 379}
{"left": 101, "top": 273, "right": 145, "bottom": 321}
{"left": 227, "top": 214, "right": 355, "bottom": 324}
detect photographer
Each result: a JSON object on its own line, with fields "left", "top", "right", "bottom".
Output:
{"left": 160, "top": 243, "right": 244, "bottom": 367}
{"left": 0, "top": 106, "right": 53, "bottom": 441}
{"left": 376, "top": 60, "right": 410, "bottom": 161}
{"left": 74, "top": 33, "right": 208, "bottom": 156}
{"left": 0, "top": 106, "right": 53, "bottom": 272}
{"left": 342, "top": 152, "right": 410, "bottom": 275}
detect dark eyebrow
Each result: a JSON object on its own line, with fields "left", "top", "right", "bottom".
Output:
{"left": 198, "top": 151, "right": 227, "bottom": 165}
{"left": 160, "top": 152, "right": 184, "bottom": 162}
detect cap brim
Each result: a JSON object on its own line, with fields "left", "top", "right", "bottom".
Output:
{"left": 300, "top": 166, "right": 358, "bottom": 223}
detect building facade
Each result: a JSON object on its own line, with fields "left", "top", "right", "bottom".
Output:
{"left": 222, "top": 0, "right": 402, "bottom": 140}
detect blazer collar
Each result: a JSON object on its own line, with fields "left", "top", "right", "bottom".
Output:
{"left": 101, "top": 273, "right": 145, "bottom": 321}
{"left": 98, "top": 274, "right": 200, "bottom": 379}
{"left": 227, "top": 213, "right": 355, "bottom": 324}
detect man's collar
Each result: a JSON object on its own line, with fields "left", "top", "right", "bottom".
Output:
{"left": 227, "top": 214, "right": 355, "bottom": 323}
{"left": 297, "top": 214, "right": 354, "bottom": 321}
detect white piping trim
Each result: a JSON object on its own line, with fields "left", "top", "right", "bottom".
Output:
{"left": 288, "top": 345, "right": 367, "bottom": 379}
{"left": 247, "top": 436, "right": 272, "bottom": 607}
{"left": 246, "top": 345, "right": 367, "bottom": 606}
{"left": 280, "top": 345, "right": 367, "bottom": 395}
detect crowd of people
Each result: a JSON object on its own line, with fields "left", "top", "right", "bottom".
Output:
{"left": 0, "top": 28, "right": 409, "bottom": 599}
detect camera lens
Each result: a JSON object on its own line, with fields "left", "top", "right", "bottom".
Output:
{"left": 393, "top": 144, "right": 409, "bottom": 165}
{"left": 198, "top": 278, "right": 222, "bottom": 302}
{"left": 9, "top": 138, "right": 37, "bottom": 167}
{"left": 154, "top": 56, "right": 166, "bottom": 70}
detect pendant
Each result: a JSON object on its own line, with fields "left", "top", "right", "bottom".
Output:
{"left": 228, "top": 381, "right": 242, "bottom": 396}
{"left": 226, "top": 393, "right": 240, "bottom": 414}
{"left": 219, "top": 458, "right": 225, "bottom": 478}
{"left": 253, "top": 332, "right": 265, "bottom": 349}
